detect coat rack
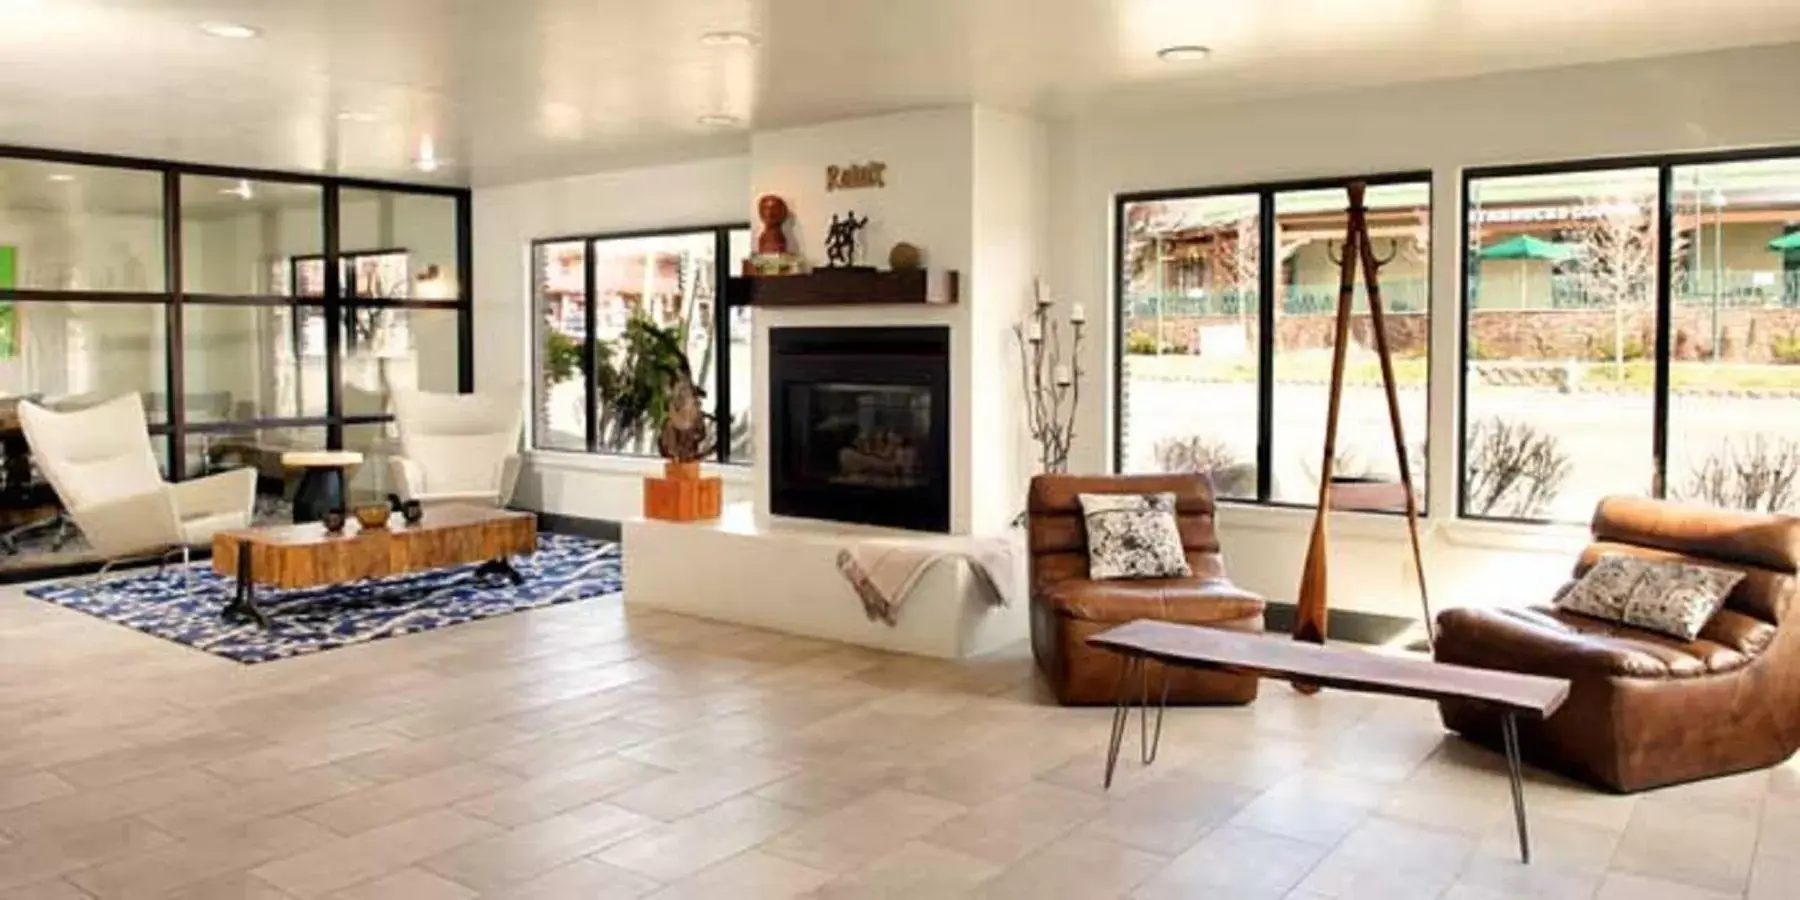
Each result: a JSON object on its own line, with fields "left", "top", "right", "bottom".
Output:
{"left": 1292, "top": 181, "right": 1435, "bottom": 679}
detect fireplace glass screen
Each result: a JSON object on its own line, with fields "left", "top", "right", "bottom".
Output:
{"left": 788, "top": 382, "right": 932, "bottom": 490}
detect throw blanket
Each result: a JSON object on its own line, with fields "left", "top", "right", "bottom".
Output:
{"left": 835, "top": 537, "right": 1017, "bottom": 625}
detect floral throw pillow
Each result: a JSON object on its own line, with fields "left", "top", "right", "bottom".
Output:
{"left": 1555, "top": 554, "right": 1745, "bottom": 641}
{"left": 1077, "top": 492, "right": 1192, "bottom": 581}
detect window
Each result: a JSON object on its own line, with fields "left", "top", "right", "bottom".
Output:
{"left": 530, "top": 224, "right": 752, "bottom": 463}
{"left": 1462, "top": 152, "right": 1800, "bottom": 522}
{"left": 1116, "top": 173, "right": 1431, "bottom": 512}
{"left": 0, "top": 147, "right": 470, "bottom": 521}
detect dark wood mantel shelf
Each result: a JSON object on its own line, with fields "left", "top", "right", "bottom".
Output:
{"left": 728, "top": 268, "right": 959, "bottom": 308}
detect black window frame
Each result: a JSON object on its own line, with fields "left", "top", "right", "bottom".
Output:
{"left": 0, "top": 143, "right": 473, "bottom": 481}
{"left": 1456, "top": 146, "right": 1800, "bottom": 524}
{"left": 528, "top": 223, "right": 749, "bottom": 465}
{"left": 1112, "top": 170, "right": 1435, "bottom": 513}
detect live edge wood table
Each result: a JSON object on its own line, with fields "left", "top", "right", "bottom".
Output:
{"left": 213, "top": 505, "right": 537, "bottom": 629}
{"left": 1088, "top": 620, "right": 1570, "bottom": 864}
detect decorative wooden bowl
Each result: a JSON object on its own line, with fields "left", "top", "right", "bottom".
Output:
{"left": 353, "top": 504, "right": 392, "bottom": 529}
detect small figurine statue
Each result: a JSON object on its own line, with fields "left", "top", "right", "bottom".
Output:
{"left": 824, "top": 211, "right": 869, "bottom": 268}
{"left": 755, "top": 194, "right": 790, "bottom": 255}
{"left": 658, "top": 365, "right": 714, "bottom": 463}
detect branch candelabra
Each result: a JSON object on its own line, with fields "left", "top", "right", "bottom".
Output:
{"left": 1015, "top": 281, "right": 1086, "bottom": 473}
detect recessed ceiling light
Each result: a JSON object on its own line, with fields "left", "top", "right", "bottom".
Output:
{"left": 335, "top": 110, "right": 381, "bottom": 123}
{"left": 1156, "top": 44, "right": 1213, "bottom": 62}
{"left": 698, "top": 30, "right": 758, "bottom": 48}
{"left": 219, "top": 179, "right": 254, "bottom": 199}
{"left": 47, "top": 173, "right": 76, "bottom": 183}
{"left": 697, "top": 113, "right": 740, "bottom": 128}
{"left": 198, "top": 21, "right": 260, "bottom": 39}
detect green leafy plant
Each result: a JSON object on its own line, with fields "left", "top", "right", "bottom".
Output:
{"left": 594, "top": 316, "right": 693, "bottom": 454}
{"left": 1125, "top": 330, "right": 1159, "bottom": 355}
{"left": 1771, "top": 331, "right": 1800, "bottom": 365}
{"left": 541, "top": 329, "right": 585, "bottom": 384}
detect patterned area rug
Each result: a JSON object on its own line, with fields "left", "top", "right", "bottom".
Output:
{"left": 25, "top": 534, "right": 622, "bottom": 664}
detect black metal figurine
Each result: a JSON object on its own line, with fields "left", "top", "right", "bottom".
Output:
{"left": 824, "top": 211, "right": 868, "bottom": 268}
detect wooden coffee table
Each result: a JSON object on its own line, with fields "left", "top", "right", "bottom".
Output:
{"left": 213, "top": 505, "right": 537, "bottom": 629}
{"left": 1089, "top": 620, "right": 1570, "bottom": 864}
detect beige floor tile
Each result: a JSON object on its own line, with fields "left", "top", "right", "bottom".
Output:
{"left": 1449, "top": 854, "right": 1607, "bottom": 900}
{"left": 138, "top": 765, "right": 372, "bottom": 840}
{"left": 497, "top": 857, "right": 663, "bottom": 900}
{"left": 761, "top": 789, "right": 967, "bottom": 874}
{"left": 607, "top": 758, "right": 796, "bottom": 822}
{"left": 483, "top": 717, "right": 666, "bottom": 774}
{"left": 202, "top": 725, "right": 413, "bottom": 786}
{"left": 1292, "top": 817, "right": 1477, "bottom": 899}
{"left": 326, "top": 868, "right": 476, "bottom": 900}
{"left": 418, "top": 800, "right": 655, "bottom": 892}
{"left": 975, "top": 832, "right": 1167, "bottom": 900}
{"left": 807, "top": 840, "right": 1000, "bottom": 899}
{"left": 49, "top": 731, "right": 265, "bottom": 790}
{"left": 68, "top": 815, "right": 335, "bottom": 900}
{"left": 0, "top": 818, "right": 174, "bottom": 892}
{"left": 452, "top": 754, "right": 670, "bottom": 827}
{"left": 921, "top": 781, "right": 1102, "bottom": 864}
{"left": 1132, "top": 824, "right": 1331, "bottom": 900}
{"left": 250, "top": 808, "right": 500, "bottom": 897}
{"left": 1594, "top": 871, "right": 1744, "bottom": 900}
{"left": 297, "top": 761, "right": 522, "bottom": 836}
{"left": 0, "top": 769, "right": 233, "bottom": 840}
{"left": 1225, "top": 770, "right": 1386, "bottom": 846}
{"left": 151, "top": 871, "right": 295, "bottom": 900}
{"left": 647, "top": 850, "right": 833, "bottom": 900}
{"left": 1070, "top": 773, "right": 1259, "bottom": 856}
{"left": 598, "top": 795, "right": 811, "bottom": 882}
{"left": 1610, "top": 800, "right": 1757, "bottom": 895}
{"left": 0, "top": 774, "right": 72, "bottom": 814}
{"left": 0, "top": 879, "right": 93, "bottom": 900}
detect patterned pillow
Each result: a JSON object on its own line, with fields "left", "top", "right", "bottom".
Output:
{"left": 1555, "top": 554, "right": 1745, "bottom": 641}
{"left": 1077, "top": 492, "right": 1192, "bottom": 581}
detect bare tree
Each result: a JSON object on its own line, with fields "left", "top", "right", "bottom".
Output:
{"left": 1153, "top": 434, "right": 1254, "bottom": 497}
{"left": 1569, "top": 194, "right": 1662, "bottom": 376}
{"left": 1676, "top": 434, "right": 1800, "bottom": 513}
{"left": 1466, "top": 417, "right": 1572, "bottom": 519}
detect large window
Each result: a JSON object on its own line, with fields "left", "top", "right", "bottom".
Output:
{"left": 1462, "top": 152, "right": 1800, "bottom": 522}
{"left": 531, "top": 225, "right": 751, "bottom": 463}
{"left": 1116, "top": 173, "right": 1432, "bottom": 512}
{"left": 0, "top": 148, "right": 470, "bottom": 509}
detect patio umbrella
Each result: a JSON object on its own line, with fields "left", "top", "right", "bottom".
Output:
{"left": 1479, "top": 235, "right": 1578, "bottom": 308}
{"left": 1767, "top": 232, "right": 1800, "bottom": 251}
{"left": 1478, "top": 234, "right": 1579, "bottom": 261}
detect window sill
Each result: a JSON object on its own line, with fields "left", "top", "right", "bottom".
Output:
{"left": 526, "top": 450, "right": 753, "bottom": 484}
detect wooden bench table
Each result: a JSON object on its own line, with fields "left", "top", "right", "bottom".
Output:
{"left": 1088, "top": 619, "right": 1570, "bottom": 864}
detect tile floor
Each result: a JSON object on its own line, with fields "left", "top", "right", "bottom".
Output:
{"left": 0, "top": 583, "right": 1791, "bottom": 899}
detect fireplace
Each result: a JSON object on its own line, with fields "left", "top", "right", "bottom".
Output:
{"left": 769, "top": 326, "right": 950, "bottom": 532}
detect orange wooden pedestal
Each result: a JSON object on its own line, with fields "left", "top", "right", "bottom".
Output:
{"left": 643, "top": 461, "right": 722, "bottom": 522}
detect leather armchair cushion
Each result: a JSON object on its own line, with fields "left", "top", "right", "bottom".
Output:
{"left": 1041, "top": 576, "right": 1265, "bottom": 624}
{"left": 1438, "top": 605, "right": 1756, "bottom": 680}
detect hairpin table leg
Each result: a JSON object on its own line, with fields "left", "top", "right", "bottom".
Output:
{"left": 1142, "top": 662, "right": 1169, "bottom": 765}
{"left": 1502, "top": 711, "right": 1532, "bottom": 864}
{"left": 1104, "top": 656, "right": 1139, "bottom": 790}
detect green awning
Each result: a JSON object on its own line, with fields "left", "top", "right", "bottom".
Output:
{"left": 1478, "top": 235, "right": 1579, "bottom": 262}
{"left": 1768, "top": 232, "right": 1800, "bottom": 251}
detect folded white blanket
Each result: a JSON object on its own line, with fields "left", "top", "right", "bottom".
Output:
{"left": 835, "top": 536, "right": 1016, "bottom": 625}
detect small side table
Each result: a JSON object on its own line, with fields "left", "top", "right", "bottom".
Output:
{"left": 282, "top": 451, "right": 364, "bottom": 523}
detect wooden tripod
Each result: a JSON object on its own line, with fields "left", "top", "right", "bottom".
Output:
{"left": 1291, "top": 181, "right": 1434, "bottom": 668}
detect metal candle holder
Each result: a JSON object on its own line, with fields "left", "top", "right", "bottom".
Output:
{"left": 1014, "top": 280, "right": 1086, "bottom": 474}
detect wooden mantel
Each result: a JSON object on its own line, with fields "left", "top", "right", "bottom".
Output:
{"left": 728, "top": 268, "right": 960, "bottom": 308}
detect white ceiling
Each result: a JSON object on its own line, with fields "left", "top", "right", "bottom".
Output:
{"left": 2, "top": 0, "right": 1799, "bottom": 188}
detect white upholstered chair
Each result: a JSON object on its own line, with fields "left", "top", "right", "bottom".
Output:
{"left": 18, "top": 394, "right": 257, "bottom": 572}
{"left": 387, "top": 388, "right": 523, "bottom": 509}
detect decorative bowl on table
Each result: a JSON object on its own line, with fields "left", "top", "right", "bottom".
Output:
{"left": 353, "top": 504, "right": 391, "bottom": 529}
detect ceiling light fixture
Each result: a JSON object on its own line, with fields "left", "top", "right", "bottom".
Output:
{"left": 198, "top": 20, "right": 260, "bottom": 39}
{"left": 696, "top": 113, "right": 740, "bottom": 128}
{"left": 335, "top": 110, "right": 381, "bottom": 123}
{"left": 47, "top": 173, "right": 76, "bottom": 183}
{"left": 413, "top": 135, "right": 445, "bottom": 173}
{"left": 698, "top": 30, "right": 759, "bottom": 48}
{"left": 1156, "top": 44, "right": 1213, "bottom": 62}
{"left": 219, "top": 179, "right": 255, "bottom": 200}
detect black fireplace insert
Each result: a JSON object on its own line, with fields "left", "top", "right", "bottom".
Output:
{"left": 769, "top": 326, "right": 950, "bottom": 532}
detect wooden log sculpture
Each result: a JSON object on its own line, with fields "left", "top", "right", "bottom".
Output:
{"left": 1292, "top": 181, "right": 1434, "bottom": 690}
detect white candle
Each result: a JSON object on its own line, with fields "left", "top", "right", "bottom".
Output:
{"left": 1053, "top": 364, "right": 1072, "bottom": 386}
{"left": 1069, "top": 302, "right": 1086, "bottom": 324}
{"left": 1026, "top": 320, "right": 1043, "bottom": 342}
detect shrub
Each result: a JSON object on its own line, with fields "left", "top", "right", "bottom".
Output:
{"left": 1465, "top": 417, "right": 1572, "bottom": 519}
{"left": 1125, "top": 331, "right": 1159, "bottom": 355}
{"left": 1771, "top": 331, "right": 1800, "bottom": 365}
{"left": 542, "top": 329, "right": 584, "bottom": 383}
{"left": 1153, "top": 435, "right": 1254, "bottom": 496}
{"left": 1675, "top": 434, "right": 1800, "bottom": 513}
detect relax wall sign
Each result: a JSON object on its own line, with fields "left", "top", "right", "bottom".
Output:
{"left": 826, "top": 161, "right": 886, "bottom": 191}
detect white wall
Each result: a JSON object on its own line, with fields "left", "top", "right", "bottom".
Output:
{"left": 1049, "top": 43, "right": 1800, "bottom": 618}
{"left": 473, "top": 157, "right": 754, "bottom": 519}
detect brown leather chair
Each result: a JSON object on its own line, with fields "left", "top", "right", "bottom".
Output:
{"left": 1028, "top": 473, "right": 1266, "bottom": 706}
{"left": 1436, "top": 496, "right": 1800, "bottom": 793}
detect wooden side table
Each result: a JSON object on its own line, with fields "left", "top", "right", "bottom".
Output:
{"left": 281, "top": 451, "right": 364, "bottom": 523}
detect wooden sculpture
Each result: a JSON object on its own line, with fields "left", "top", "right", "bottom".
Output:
{"left": 1292, "top": 181, "right": 1434, "bottom": 680}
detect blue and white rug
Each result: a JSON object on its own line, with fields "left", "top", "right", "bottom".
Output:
{"left": 25, "top": 534, "right": 622, "bottom": 664}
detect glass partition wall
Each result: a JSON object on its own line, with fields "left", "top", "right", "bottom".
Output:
{"left": 0, "top": 147, "right": 471, "bottom": 548}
